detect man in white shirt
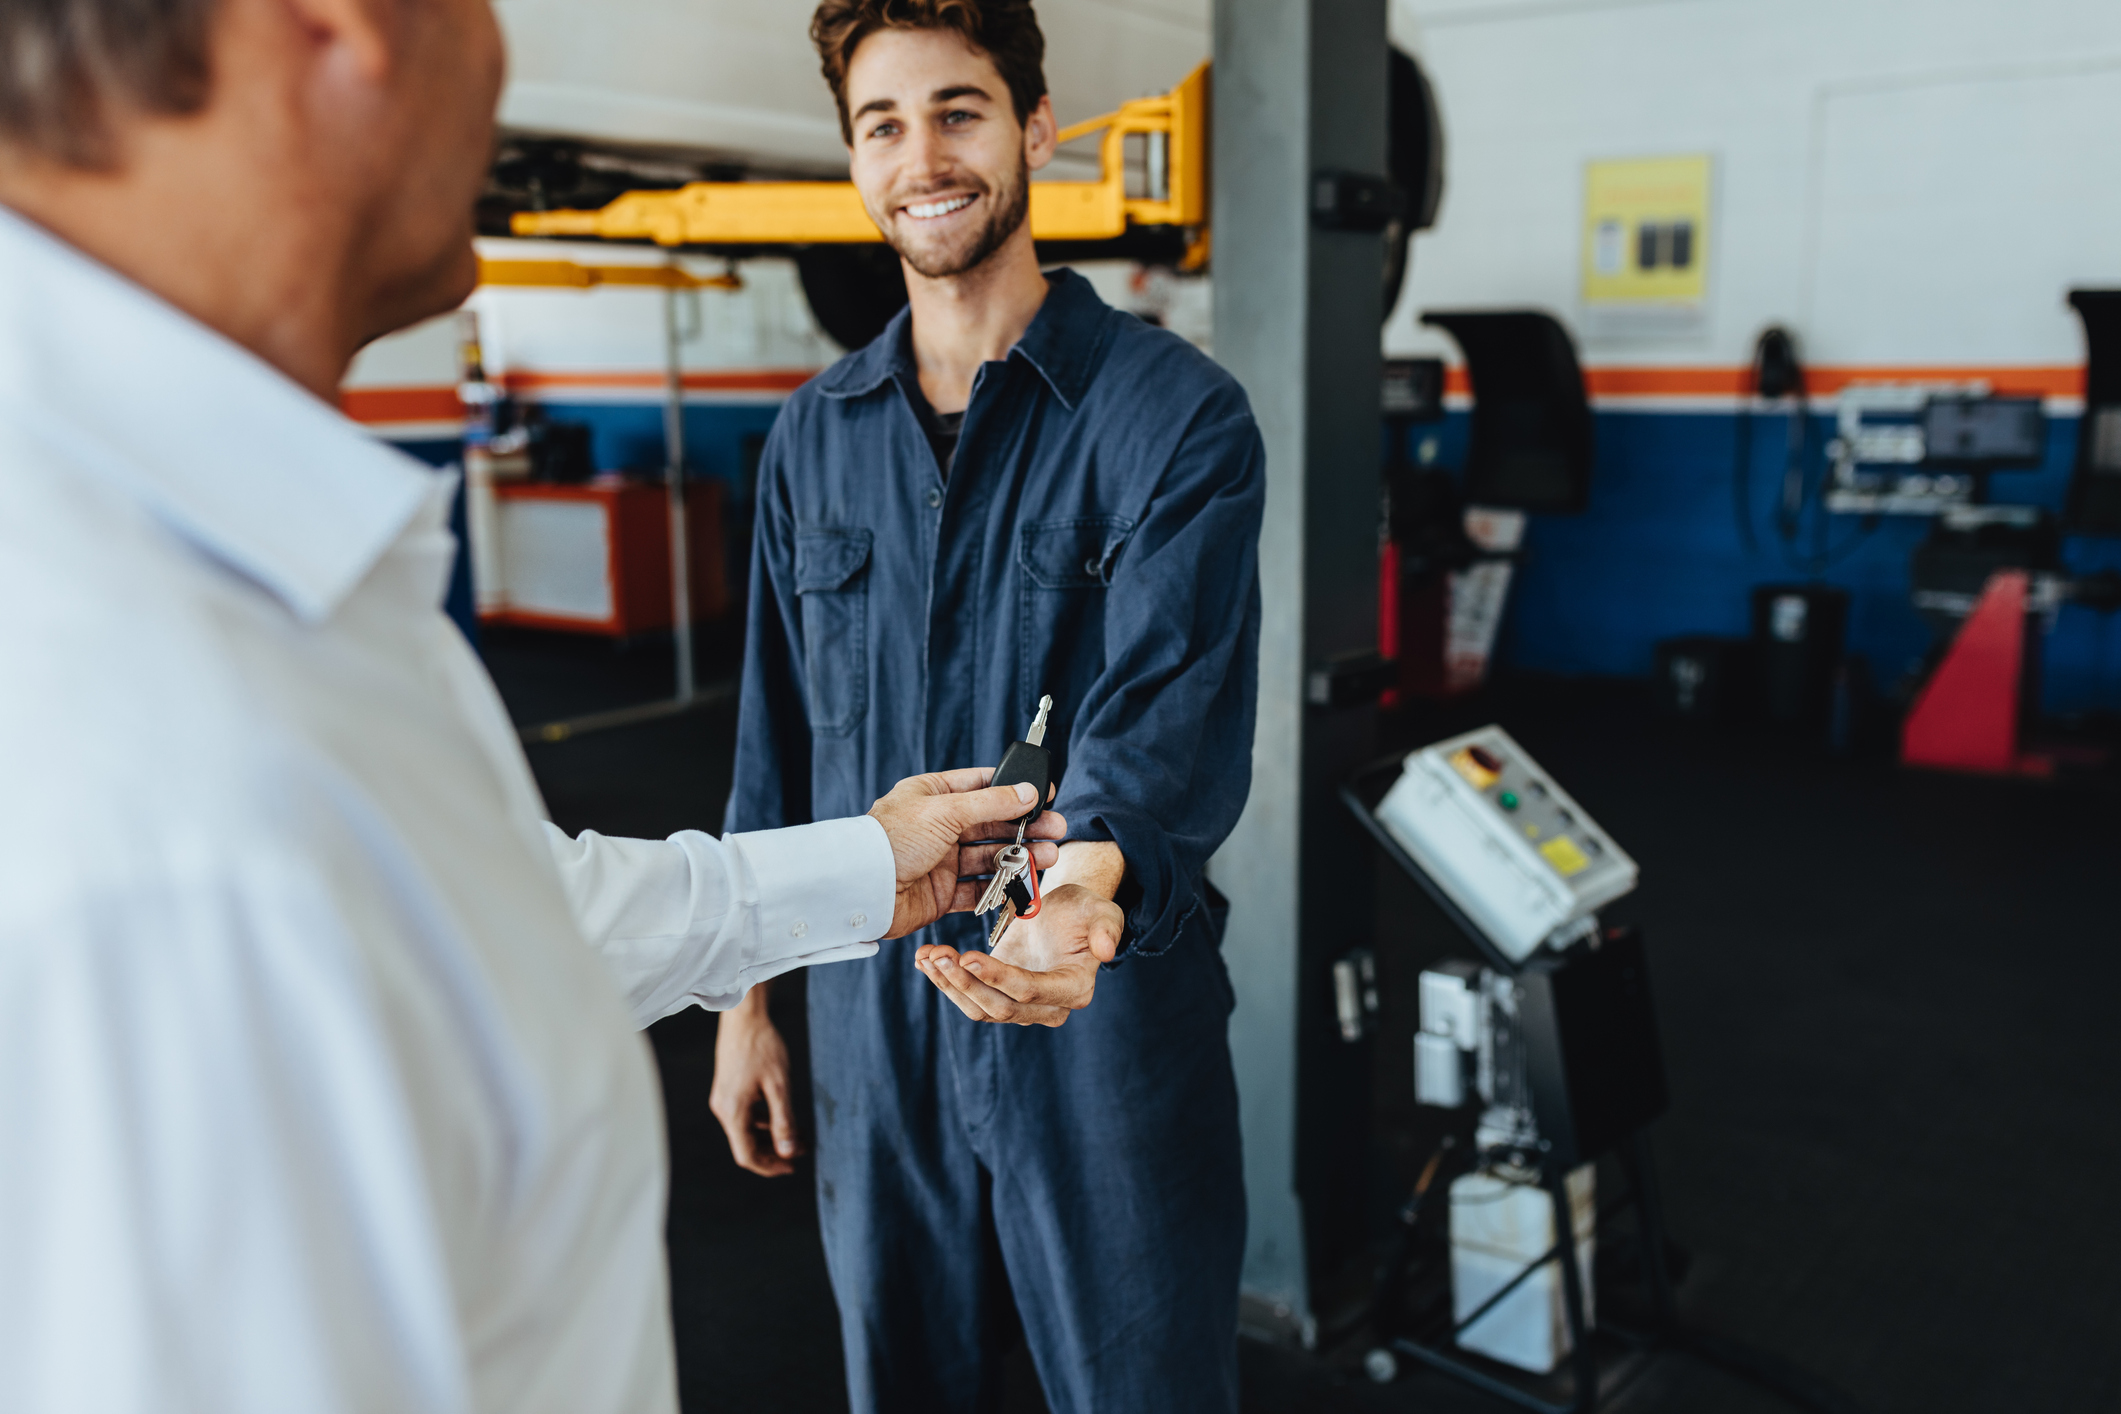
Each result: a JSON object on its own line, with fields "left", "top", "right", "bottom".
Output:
{"left": 0, "top": 0, "right": 1067, "bottom": 1410}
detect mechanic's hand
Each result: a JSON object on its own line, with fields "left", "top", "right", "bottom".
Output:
{"left": 709, "top": 991, "right": 800, "bottom": 1177}
{"left": 913, "top": 881, "right": 1125, "bottom": 1027}
{"left": 867, "top": 767, "right": 1063, "bottom": 939}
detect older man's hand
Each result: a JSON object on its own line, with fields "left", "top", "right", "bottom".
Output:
{"left": 867, "top": 767, "right": 1063, "bottom": 939}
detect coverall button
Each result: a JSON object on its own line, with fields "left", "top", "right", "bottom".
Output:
{"left": 926, "top": 487, "right": 944, "bottom": 508}
{"left": 1084, "top": 556, "right": 1103, "bottom": 575}
{"left": 790, "top": 919, "right": 809, "bottom": 938}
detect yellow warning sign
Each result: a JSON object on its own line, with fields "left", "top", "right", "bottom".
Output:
{"left": 1539, "top": 836, "right": 1592, "bottom": 878}
{"left": 1582, "top": 154, "right": 1712, "bottom": 308}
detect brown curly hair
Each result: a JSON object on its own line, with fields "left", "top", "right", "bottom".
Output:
{"left": 810, "top": 0, "right": 1047, "bottom": 145}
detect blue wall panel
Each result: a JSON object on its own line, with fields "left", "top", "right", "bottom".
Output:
{"left": 388, "top": 434, "right": 480, "bottom": 650}
{"left": 1420, "top": 409, "right": 2121, "bottom": 715}
{"left": 500, "top": 398, "right": 2121, "bottom": 715}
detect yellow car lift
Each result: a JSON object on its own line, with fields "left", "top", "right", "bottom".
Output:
{"left": 474, "top": 258, "right": 741, "bottom": 291}
{"left": 510, "top": 62, "right": 1208, "bottom": 260}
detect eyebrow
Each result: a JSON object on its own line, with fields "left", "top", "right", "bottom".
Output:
{"left": 853, "top": 83, "right": 997, "bottom": 123}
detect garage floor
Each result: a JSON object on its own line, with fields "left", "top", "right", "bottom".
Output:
{"left": 488, "top": 626, "right": 2121, "bottom": 1414}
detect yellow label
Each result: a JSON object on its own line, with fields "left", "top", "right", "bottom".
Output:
{"left": 1539, "top": 837, "right": 1592, "bottom": 877}
{"left": 1582, "top": 154, "right": 1712, "bottom": 307}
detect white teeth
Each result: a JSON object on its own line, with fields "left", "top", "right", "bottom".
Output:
{"left": 905, "top": 195, "right": 975, "bottom": 219}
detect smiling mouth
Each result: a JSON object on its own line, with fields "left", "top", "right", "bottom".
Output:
{"left": 901, "top": 194, "right": 976, "bottom": 221}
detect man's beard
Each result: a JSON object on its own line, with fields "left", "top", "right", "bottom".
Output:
{"left": 887, "top": 157, "right": 1031, "bottom": 280}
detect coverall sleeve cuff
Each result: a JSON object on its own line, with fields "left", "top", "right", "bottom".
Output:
{"left": 1060, "top": 806, "right": 1184, "bottom": 960}
{"left": 727, "top": 814, "right": 896, "bottom": 956}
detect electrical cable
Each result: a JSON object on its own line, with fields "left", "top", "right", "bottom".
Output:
{"left": 1753, "top": 333, "right": 1883, "bottom": 577}
{"left": 1789, "top": 515, "right": 1883, "bottom": 574}
{"left": 1740, "top": 326, "right": 1805, "bottom": 556}
{"left": 1733, "top": 396, "right": 1760, "bottom": 552}
{"left": 1776, "top": 401, "right": 1809, "bottom": 546}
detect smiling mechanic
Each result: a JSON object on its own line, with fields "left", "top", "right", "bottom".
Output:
{"left": 717, "top": 1, "right": 1266, "bottom": 1409}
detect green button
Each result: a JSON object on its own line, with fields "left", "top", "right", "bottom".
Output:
{"left": 1498, "top": 791, "right": 1520, "bottom": 811}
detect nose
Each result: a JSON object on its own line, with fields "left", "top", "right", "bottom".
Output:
{"left": 901, "top": 118, "right": 953, "bottom": 189}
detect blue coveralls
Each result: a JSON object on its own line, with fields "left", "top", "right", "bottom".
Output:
{"left": 727, "top": 270, "right": 1264, "bottom": 1412}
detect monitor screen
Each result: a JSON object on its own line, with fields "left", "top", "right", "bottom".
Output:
{"left": 1923, "top": 397, "right": 2046, "bottom": 467}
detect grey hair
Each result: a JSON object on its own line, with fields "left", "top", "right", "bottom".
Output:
{"left": 0, "top": 0, "right": 218, "bottom": 168}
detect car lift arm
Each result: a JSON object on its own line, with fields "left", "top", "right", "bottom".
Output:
{"left": 507, "top": 62, "right": 1209, "bottom": 255}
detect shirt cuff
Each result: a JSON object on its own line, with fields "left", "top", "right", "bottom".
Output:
{"left": 726, "top": 813, "right": 896, "bottom": 959}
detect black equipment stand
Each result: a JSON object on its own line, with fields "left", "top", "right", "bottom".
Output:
{"left": 1341, "top": 755, "right": 1857, "bottom": 1414}
{"left": 1378, "top": 1134, "right": 1675, "bottom": 1414}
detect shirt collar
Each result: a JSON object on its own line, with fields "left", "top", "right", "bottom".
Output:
{"left": 0, "top": 205, "right": 437, "bottom": 625}
{"left": 814, "top": 267, "right": 1115, "bottom": 411}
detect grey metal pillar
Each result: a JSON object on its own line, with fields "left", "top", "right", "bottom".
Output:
{"left": 1209, "top": 0, "right": 1388, "bottom": 1343}
{"left": 663, "top": 276, "right": 695, "bottom": 702}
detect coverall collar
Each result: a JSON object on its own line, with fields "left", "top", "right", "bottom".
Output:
{"left": 814, "top": 266, "right": 1114, "bottom": 412}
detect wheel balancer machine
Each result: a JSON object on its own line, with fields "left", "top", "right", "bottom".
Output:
{"left": 1342, "top": 729, "right": 1856, "bottom": 1414}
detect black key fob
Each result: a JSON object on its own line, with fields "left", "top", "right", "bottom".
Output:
{"left": 992, "top": 739, "right": 1050, "bottom": 827}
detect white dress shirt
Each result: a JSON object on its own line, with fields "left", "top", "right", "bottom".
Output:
{"left": 0, "top": 207, "right": 895, "bottom": 1414}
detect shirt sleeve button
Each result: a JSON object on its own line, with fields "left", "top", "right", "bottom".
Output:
{"left": 790, "top": 920, "right": 809, "bottom": 938}
{"left": 1084, "top": 556, "right": 1103, "bottom": 576}
{"left": 926, "top": 487, "right": 944, "bottom": 508}
{"left": 848, "top": 912, "right": 867, "bottom": 929}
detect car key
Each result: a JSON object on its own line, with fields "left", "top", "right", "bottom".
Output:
{"left": 977, "top": 696, "right": 1054, "bottom": 945}
{"left": 974, "top": 842, "right": 1030, "bottom": 918}
{"left": 990, "top": 695, "right": 1053, "bottom": 832}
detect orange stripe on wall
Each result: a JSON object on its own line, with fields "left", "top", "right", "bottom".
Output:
{"left": 1586, "top": 367, "right": 1748, "bottom": 397}
{"left": 1444, "top": 364, "right": 2083, "bottom": 400}
{"left": 1801, "top": 365, "right": 2082, "bottom": 399}
{"left": 339, "top": 371, "right": 815, "bottom": 425}
{"left": 341, "top": 363, "right": 2088, "bottom": 425}
{"left": 340, "top": 385, "right": 462, "bottom": 423}
{"left": 501, "top": 369, "right": 816, "bottom": 394}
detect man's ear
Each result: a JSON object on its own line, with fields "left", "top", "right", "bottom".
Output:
{"left": 1023, "top": 93, "right": 1057, "bottom": 173}
{"left": 274, "top": 0, "right": 396, "bottom": 85}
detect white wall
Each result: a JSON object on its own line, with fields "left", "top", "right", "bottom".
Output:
{"left": 358, "top": 0, "right": 2121, "bottom": 418}
{"left": 1387, "top": 0, "right": 2121, "bottom": 374}
{"left": 346, "top": 312, "right": 457, "bottom": 389}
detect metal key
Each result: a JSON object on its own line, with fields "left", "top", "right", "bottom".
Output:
{"left": 984, "top": 856, "right": 1035, "bottom": 945}
{"left": 974, "top": 842, "right": 1031, "bottom": 918}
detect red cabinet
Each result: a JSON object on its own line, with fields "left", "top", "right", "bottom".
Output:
{"left": 476, "top": 478, "right": 728, "bottom": 637}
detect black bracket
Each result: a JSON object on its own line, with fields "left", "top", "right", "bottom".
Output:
{"left": 1312, "top": 170, "right": 1409, "bottom": 232}
{"left": 1307, "top": 650, "right": 1397, "bottom": 709}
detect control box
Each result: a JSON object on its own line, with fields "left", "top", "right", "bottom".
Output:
{"left": 1375, "top": 726, "right": 1637, "bottom": 963}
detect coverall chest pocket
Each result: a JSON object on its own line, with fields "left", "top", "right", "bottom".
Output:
{"left": 1018, "top": 516, "right": 1132, "bottom": 722}
{"left": 796, "top": 529, "right": 872, "bottom": 736}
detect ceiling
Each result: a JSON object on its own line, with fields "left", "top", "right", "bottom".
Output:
{"left": 494, "top": 0, "right": 1211, "bottom": 176}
